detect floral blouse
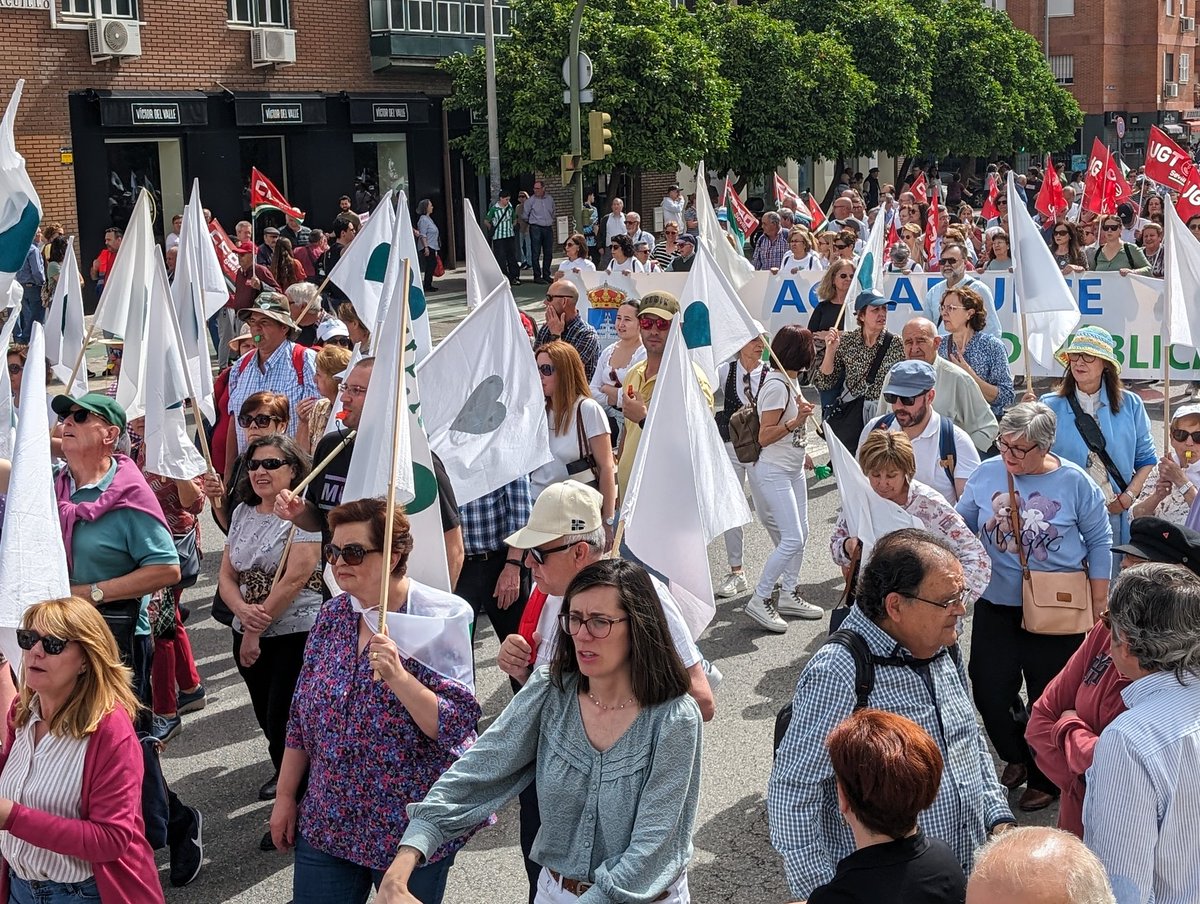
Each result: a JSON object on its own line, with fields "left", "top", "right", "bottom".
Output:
{"left": 831, "top": 479, "right": 992, "bottom": 603}
{"left": 285, "top": 592, "right": 487, "bottom": 870}
{"left": 940, "top": 330, "right": 1014, "bottom": 419}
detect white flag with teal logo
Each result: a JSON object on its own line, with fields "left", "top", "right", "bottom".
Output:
{"left": 171, "top": 181, "right": 225, "bottom": 424}
{"left": 327, "top": 190, "right": 395, "bottom": 339}
{"left": 105, "top": 190, "right": 157, "bottom": 420}
{"left": 44, "top": 237, "right": 88, "bottom": 400}
{"left": 850, "top": 203, "right": 887, "bottom": 294}
{"left": 1165, "top": 195, "right": 1200, "bottom": 352}
{"left": 0, "top": 81, "right": 41, "bottom": 302}
{"left": 678, "top": 239, "right": 762, "bottom": 383}
{"left": 392, "top": 192, "right": 432, "bottom": 362}
{"left": 695, "top": 161, "right": 753, "bottom": 289}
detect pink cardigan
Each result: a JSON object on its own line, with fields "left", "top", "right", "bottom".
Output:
{"left": 0, "top": 704, "right": 164, "bottom": 903}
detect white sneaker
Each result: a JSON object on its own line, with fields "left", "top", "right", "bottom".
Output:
{"left": 716, "top": 571, "right": 749, "bottom": 598}
{"left": 777, "top": 589, "right": 824, "bottom": 620}
{"left": 744, "top": 595, "right": 788, "bottom": 633}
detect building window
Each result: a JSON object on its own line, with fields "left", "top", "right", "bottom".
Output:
{"left": 493, "top": 2, "right": 510, "bottom": 34}
{"left": 1168, "top": 0, "right": 1176, "bottom": 16}
{"left": 99, "top": 0, "right": 136, "bottom": 16}
{"left": 463, "top": 0, "right": 484, "bottom": 34}
{"left": 63, "top": 0, "right": 139, "bottom": 16}
{"left": 1167, "top": 52, "right": 1177, "bottom": 82}
{"left": 407, "top": 0, "right": 433, "bottom": 31}
{"left": 1183, "top": 53, "right": 1192, "bottom": 83}
{"left": 1047, "top": 0, "right": 1073, "bottom": 15}
{"left": 436, "top": 0, "right": 461, "bottom": 32}
{"left": 228, "top": 0, "right": 288, "bottom": 25}
{"left": 228, "top": 0, "right": 251, "bottom": 22}
{"left": 1050, "top": 54, "right": 1074, "bottom": 85}
{"left": 374, "top": 0, "right": 507, "bottom": 34}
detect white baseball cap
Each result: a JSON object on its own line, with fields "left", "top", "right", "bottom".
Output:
{"left": 505, "top": 482, "right": 604, "bottom": 549}
{"left": 316, "top": 318, "right": 350, "bottom": 343}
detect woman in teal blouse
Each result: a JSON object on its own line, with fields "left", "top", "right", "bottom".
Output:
{"left": 376, "top": 558, "right": 703, "bottom": 904}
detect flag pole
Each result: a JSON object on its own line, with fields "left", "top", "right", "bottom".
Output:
{"left": 1019, "top": 312, "right": 1034, "bottom": 397}
{"left": 1164, "top": 347, "right": 1173, "bottom": 451}
{"left": 64, "top": 287, "right": 111, "bottom": 396}
{"left": 288, "top": 428, "right": 357, "bottom": 498}
{"left": 271, "top": 526, "right": 296, "bottom": 585}
{"left": 375, "top": 260, "right": 413, "bottom": 677}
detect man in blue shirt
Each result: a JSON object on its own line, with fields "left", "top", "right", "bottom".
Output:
{"left": 927, "top": 242, "right": 999, "bottom": 338}
{"left": 14, "top": 232, "right": 44, "bottom": 344}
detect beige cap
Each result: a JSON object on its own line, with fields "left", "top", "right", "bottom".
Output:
{"left": 504, "top": 482, "right": 604, "bottom": 549}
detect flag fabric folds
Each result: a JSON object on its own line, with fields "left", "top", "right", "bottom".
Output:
{"left": 103, "top": 190, "right": 157, "bottom": 420}
{"left": 0, "top": 81, "right": 42, "bottom": 303}
{"left": 44, "top": 237, "right": 88, "bottom": 399}
{"left": 327, "top": 190, "right": 396, "bottom": 336}
{"left": 1164, "top": 197, "right": 1200, "bottom": 352}
{"left": 392, "top": 193, "right": 433, "bottom": 362}
{"left": 172, "top": 181, "right": 225, "bottom": 424}
{"left": 0, "top": 294, "right": 20, "bottom": 460}
{"left": 851, "top": 203, "right": 887, "bottom": 294}
{"left": 773, "top": 173, "right": 802, "bottom": 210}
{"left": 249, "top": 167, "right": 304, "bottom": 221}
{"left": 806, "top": 195, "right": 827, "bottom": 233}
{"left": 678, "top": 240, "right": 761, "bottom": 384}
{"left": 1081, "top": 139, "right": 1131, "bottom": 215}
{"left": 909, "top": 171, "right": 928, "bottom": 204}
{"left": 463, "top": 198, "right": 508, "bottom": 314}
{"left": 1035, "top": 156, "right": 1068, "bottom": 220}
{"left": 723, "top": 177, "right": 760, "bottom": 243}
{"left": 695, "top": 162, "right": 754, "bottom": 289}
{"left": 622, "top": 316, "right": 752, "bottom": 640}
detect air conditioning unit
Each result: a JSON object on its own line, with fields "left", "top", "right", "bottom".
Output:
{"left": 1183, "top": 15, "right": 1196, "bottom": 31}
{"left": 87, "top": 17, "right": 141, "bottom": 62}
{"left": 1166, "top": 81, "right": 1181, "bottom": 97}
{"left": 250, "top": 28, "right": 296, "bottom": 67}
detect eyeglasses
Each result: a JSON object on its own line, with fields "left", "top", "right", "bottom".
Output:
{"left": 7, "top": 363, "right": 21, "bottom": 375}
{"left": 537, "top": 363, "right": 555, "bottom": 377}
{"left": 1066, "top": 352, "right": 1098, "bottom": 364}
{"left": 59, "top": 409, "right": 91, "bottom": 424}
{"left": 238, "top": 413, "right": 280, "bottom": 428}
{"left": 996, "top": 199, "right": 1008, "bottom": 206}
{"left": 997, "top": 438, "right": 1038, "bottom": 459}
{"left": 16, "top": 629, "right": 70, "bottom": 655}
{"left": 836, "top": 273, "right": 853, "bottom": 280}
{"left": 884, "top": 391, "right": 927, "bottom": 405}
{"left": 902, "top": 588, "right": 969, "bottom": 610}
{"left": 1101, "top": 223, "right": 1121, "bottom": 232}
{"left": 610, "top": 244, "right": 621, "bottom": 249}
{"left": 834, "top": 243, "right": 849, "bottom": 250}
{"left": 939, "top": 258, "right": 962, "bottom": 266}
{"left": 341, "top": 384, "right": 369, "bottom": 397}
{"left": 1054, "top": 230, "right": 1070, "bottom": 237}
{"left": 939, "top": 303, "right": 964, "bottom": 313}
{"left": 639, "top": 316, "right": 671, "bottom": 332}
{"left": 558, "top": 612, "right": 629, "bottom": 638}
{"left": 624, "top": 219, "right": 637, "bottom": 224}
{"left": 1172, "top": 428, "right": 1200, "bottom": 444}
{"left": 665, "top": 230, "right": 678, "bottom": 235}
{"left": 246, "top": 457, "right": 287, "bottom": 471}
{"left": 324, "top": 542, "right": 380, "bottom": 565}
{"left": 525, "top": 542, "right": 574, "bottom": 565}
{"left": 1189, "top": 223, "right": 1200, "bottom": 232}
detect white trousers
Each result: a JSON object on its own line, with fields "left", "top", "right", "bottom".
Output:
{"left": 747, "top": 459, "right": 809, "bottom": 600}
{"left": 535, "top": 868, "right": 690, "bottom": 904}
{"left": 721, "top": 442, "right": 779, "bottom": 569}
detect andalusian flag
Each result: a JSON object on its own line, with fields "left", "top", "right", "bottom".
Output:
{"left": 0, "top": 81, "right": 41, "bottom": 302}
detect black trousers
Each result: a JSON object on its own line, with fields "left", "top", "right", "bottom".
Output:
{"left": 233, "top": 630, "right": 309, "bottom": 774}
{"left": 968, "top": 599, "right": 1085, "bottom": 794}
{"left": 492, "top": 236, "right": 520, "bottom": 282}
{"left": 455, "top": 552, "right": 530, "bottom": 655}
{"left": 420, "top": 247, "right": 438, "bottom": 290}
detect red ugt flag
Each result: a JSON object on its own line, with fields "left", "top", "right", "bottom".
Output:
{"left": 1035, "top": 155, "right": 1068, "bottom": 220}
{"left": 250, "top": 167, "right": 305, "bottom": 221}
{"left": 723, "top": 177, "right": 760, "bottom": 239}
{"left": 1144, "top": 126, "right": 1200, "bottom": 218}
{"left": 909, "top": 171, "right": 928, "bottom": 204}
{"left": 980, "top": 174, "right": 1000, "bottom": 220}
{"left": 924, "top": 181, "right": 939, "bottom": 262}
{"left": 1081, "top": 139, "right": 1131, "bottom": 215}
{"left": 773, "top": 173, "right": 802, "bottom": 210}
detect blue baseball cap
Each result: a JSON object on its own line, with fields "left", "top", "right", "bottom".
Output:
{"left": 883, "top": 360, "right": 937, "bottom": 397}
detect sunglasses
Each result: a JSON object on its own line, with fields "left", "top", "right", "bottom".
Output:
{"left": 1101, "top": 223, "right": 1121, "bottom": 232}
{"left": 610, "top": 244, "right": 621, "bottom": 249}
{"left": 324, "top": 542, "right": 380, "bottom": 565}
{"left": 16, "top": 629, "right": 69, "bottom": 655}
{"left": 7, "top": 363, "right": 21, "bottom": 375}
{"left": 884, "top": 391, "right": 926, "bottom": 405}
{"left": 939, "top": 258, "right": 962, "bottom": 266}
{"left": 538, "top": 363, "right": 555, "bottom": 377}
{"left": 834, "top": 243, "right": 849, "bottom": 250}
{"left": 1189, "top": 223, "right": 1200, "bottom": 231}
{"left": 526, "top": 541, "right": 574, "bottom": 565}
{"left": 246, "top": 457, "right": 287, "bottom": 471}
{"left": 1054, "top": 230, "right": 1069, "bottom": 237}
{"left": 238, "top": 413, "right": 280, "bottom": 429}
{"left": 638, "top": 316, "right": 670, "bottom": 332}
{"left": 59, "top": 409, "right": 91, "bottom": 424}
{"left": 1173, "top": 428, "right": 1200, "bottom": 444}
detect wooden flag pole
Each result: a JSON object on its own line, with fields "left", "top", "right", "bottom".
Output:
{"left": 64, "top": 286, "right": 110, "bottom": 396}
{"left": 1164, "top": 352, "right": 1173, "bottom": 453}
{"left": 1019, "top": 312, "right": 1035, "bottom": 398}
{"left": 271, "top": 526, "right": 297, "bottom": 585}
{"left": 375, "top": 260, "right": 414, "bottom": 678}
{"left": 289, "top": 428, "right": 358, "bottom": 498}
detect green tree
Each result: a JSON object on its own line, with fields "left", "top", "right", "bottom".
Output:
{"left": 700, "top": 3, "right": 874, "bottom": 178}
{"left": 440, "top": 0, "right": 736, "bottom": 177}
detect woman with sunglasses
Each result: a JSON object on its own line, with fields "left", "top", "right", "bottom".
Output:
{"left": 219, "top": 434, "right": 322, "bottom": 824}
{"left": 1086, "top": 214, "right": 1152, "bottom": 275}
{"left": 900, "top": 223, "right": 927, "bottom": 270}
{"left": 809, "top": 259, "right": 855, "bottom": 364}
{"left": 271, "top": 498, "right": 479, "bottom": 904}
{"left": 589, "top": 300, "right": 645, "bottom": 446}
{"left": 203, "top": 391, "right": 290, "bottom": 533}
{"left": 556, "top": 233, "right": 595, "bottom": 275}
{"left": 1132, "top": 405, "right": 1200, "bottom": 522}
{"left": 533, "top": 341, "right": 617, "bottom": 546}
{"left": 6, "top": 344, "right": 26, "bottom": 417}
{"left": 605, "top": 234, "right": 635, "bottom": 276}
{"left": 375, "top": 558, "right": 701, "bottom": 904}
{"left": 631, "top": 240, "right": 661, "bottom": 273}
{"left": 939, "top": 285, "right": 1014, "bottom": 419}
{"left": 956, "top": 401, "right": 1112, "bottom": 813}
{"left": 0, "top": 596, "right": 161, "bottom": 903}
{"left": 652, "top": 221, "right": 681, "bottom": 270}
{"left": 1051, "top": 222, "right": 1087, "bottom": 276}
{"left": 832, "top": 229, "right": 857, "bottom": 262}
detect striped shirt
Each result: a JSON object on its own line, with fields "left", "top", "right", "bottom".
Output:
{"left": 486, "top": 203, "right": 516, "bottom": 241}
{"left": 227, "top": 341, "right": 320, "bottom": 451}
{"left": 1084, "top": 670, "right": 1200, "bottom": 904}
{"left": 0, "top": 708, "right": 91, "bottom": 882}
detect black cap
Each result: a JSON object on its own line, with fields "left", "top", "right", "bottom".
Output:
{"left": 1113, "top": 517, "right": 1200, "bottom": 575}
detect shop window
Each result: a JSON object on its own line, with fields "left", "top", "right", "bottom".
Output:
{"left": 408, "top": 0, "right": 434, "bottom": 31}
{"left": 105, "top": 139, "right": 184, "bottom": 240}
{"left": 353, "top": 134, "right": 409, "bottom": 206}
{"left": 436, "top": 0, "right": 461, "bottom": 33}
{"left": 62, "top": 0, "right": 138, "bottom": 17}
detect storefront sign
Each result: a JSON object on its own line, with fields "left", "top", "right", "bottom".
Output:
{"left": 130, "top": 102, "right": 179, "bottom": 125}
{"left": 261, "top": 103, "right": 303, "bottom": 124}
{"left": 347, "top": 95, "right": 430, "bottom": 126}
{"left": 0, "top": 0, "right": 49, "bottom": 8}
{"left": 372, "top": 103, "right": 409, "bottom": 123}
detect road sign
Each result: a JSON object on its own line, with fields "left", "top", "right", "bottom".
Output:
{"left": 1116, "top": 116, "right": 1126, "bottom": 139}
{"left": 563, "top": 89, "right": 594, "bottom": 104}
{"left": 561, "top": 52, "right": 593, "bottom": 89}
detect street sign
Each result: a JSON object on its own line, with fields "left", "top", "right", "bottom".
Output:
{"left": 561, "top": 53, "right": 593, "bottom": 89}
{"left": 1116, "top": 116, "right": 1126, "bottom": 139}
{"left": 563, "top": 89, "right": 594, "bottom": 104}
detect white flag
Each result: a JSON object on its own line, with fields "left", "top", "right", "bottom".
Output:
{"left": 392, "top": 193, "right": 433, "bottom": 363}
{"left": 1165, "top": 197, "right": 1200, "bottom": 351}
{"left": 0, "top": 81, "right": 41, "bottom": 301}
{"left": 825, "top": 425, "right": 920, "bottom": 562}
{"left": 327, "top": 190, "right": 395, "bottom": 335}
{"left": 622, "top": 317, "right": 752, "bottom": 639}
{"left": 143, "top": 251, "right": 207, "bottom": 481}
{"left": 678, "top": 238, "right": 762, "bottom": 382}
{"left": 464, "top": 198, "right": 509, "bottom": 312}
{"left": 0, "top": 324, "right": 70, "bottom": 669}
{"left": 695, "top": 161, "right": 754, "bottom": 289}
{"left": 1007, "top": 174, "right": 1080, "bottom": 366}
{"left": 416, "top": 284, "right": 552, "bottom": 505}
{"left": 44, "top": 237, "right": 88, "bottom": 399}
{"left": 380, "top": 593, "right": 475, "bottom": 692}
{"left": 105, "top": 190, "right": 157, "bottom": 419}
{"left": 171, "top": 180, "right": 226, "bottom": 423}
{"left": 0, "top": 298, "right": 20, "bottom": 461}
{"left": 850, "top": 203, "right": 887, "bottom": 294}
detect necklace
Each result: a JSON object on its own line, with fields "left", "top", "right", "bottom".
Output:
{"left": 587, "top": 690, "right": 635, "bottom": 711}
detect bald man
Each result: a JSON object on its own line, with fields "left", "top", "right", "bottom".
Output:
{"left": 967, "top": 826, "right": 1115, "bottom": 904}
{"left": 879, "top": 317, "right": 998, "bottom": 453}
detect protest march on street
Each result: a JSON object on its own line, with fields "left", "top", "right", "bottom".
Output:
{"left": 2, "top": 37, "right": 1200, "bottom": 904}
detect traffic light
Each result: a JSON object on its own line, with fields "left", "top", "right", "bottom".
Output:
{"left": 560, "top": 153, "right": 581, "bottom": 187}
{"left": 588, "top": 111, "right": 613, "bottom": 161}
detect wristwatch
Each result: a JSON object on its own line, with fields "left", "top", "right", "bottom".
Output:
{"left": 89, "top": 583, "right": 104, "bottom": 603}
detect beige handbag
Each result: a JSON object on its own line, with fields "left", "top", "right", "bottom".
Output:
{"left": 1006, "top": 471, "right": 1094, "bottom": 636}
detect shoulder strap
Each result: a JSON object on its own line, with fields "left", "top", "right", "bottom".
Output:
{"left": 824, "top": 629, "right": 874, "bottom": 711}
{"left": 1063, "top": 392, "right": 1129, "bottom": 492}
{"left": 1005, "top": 468, "right": 1030, "bottom": 575}
{"left": 236, "top": 349, "right": 254, "bottom": 376}
{"left": 939, "top": 416, "right": 958, "bottom": 499}
{"left": 292, "top": 343, "right": 307, "bottom": 386}
{"left": 873, "top": 413, "right": 897, "bottom": 431}
{"left": 863, "top": 332, "right": 894, "bottom": 387}
{"left": 1124, "top": 243, "right": 1136, "bottom": 268}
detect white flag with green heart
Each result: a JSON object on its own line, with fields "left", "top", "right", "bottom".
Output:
{"left": 327, "top": 190, "right": 395, "bottom": 337}
{"left": 392, "top": 192, "right": 433, "bottom": 362}
{"left": 678, "top": 238, "right": 762, "bottom": 384}
{"left": 0, "top": 81, "right": 41, "bottom": 303}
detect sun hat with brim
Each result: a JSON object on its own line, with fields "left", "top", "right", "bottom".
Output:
{"left": 238, "top": 292, "right": 298, "bottom": 332}
{"left": 228, "top": 326, "right": 255, "bottom": 352}
{"left": 1054, "top": 326, "right": 1120, "bottom": 369}
{"left": 51, "top": 392, "right": 127, "bottom": 431}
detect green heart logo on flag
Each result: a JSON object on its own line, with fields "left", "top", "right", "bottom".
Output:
{"left": 858, "top": 253, "right": 875, "bottom": 290}
{"left": 0, "top": 200, "right": 40, "bottom": 273}
{"left": 365, "top": 243, "right": 390, "bottom": 283}
{"left": 406, "top": 463, "right": 439, "bottom": 515}
{"left": 407, "top": 270, "right": 427, "bottom": 321}
{"left": 681, "top": 301, "right": 711, "bottom": 350}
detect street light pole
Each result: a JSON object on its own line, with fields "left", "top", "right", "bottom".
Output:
{"left": 484, "top": 0, "right": 501, "bottom": 203}
{"left": 569, "top": 0, "right": 586, "bottom": 232}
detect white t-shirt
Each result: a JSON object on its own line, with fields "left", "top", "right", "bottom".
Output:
{"left": 534, "top": 574, "right": 701, "bottom": 669}
{"left": 779, "top": 251, "right": 826, "bottom": 273}
{"left": 755, "top": 374, "right": 808, "bottom": 471}
{"left": 558, "top": 258, "right": 597, "bottom": 273}
{"left": 859, "top": 410, "right": 980, "bottom": 504}
{"left": 530, "top": 397, "right": 611, "bottom": 497}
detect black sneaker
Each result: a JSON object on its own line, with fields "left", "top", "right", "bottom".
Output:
{"left": 169, "top": 807, "right": 203, "bottom": 887}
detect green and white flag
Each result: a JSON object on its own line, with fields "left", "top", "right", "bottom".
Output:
{"left": 328, "top": 190, "right": 395, "bottom": 338}
{"left": 0, "top": 81, "right": 41, "bottom": 303}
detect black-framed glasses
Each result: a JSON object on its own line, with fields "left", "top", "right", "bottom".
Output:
{"left": 1066, "top": 352, "right": 1098, "bottom": 364}
{"left": 902, "top": 588, "right": 969, "bottom": 610}
{"left": 525, "top": 542, "right": 574, "bottom": 565}
{"left": 7, "top": 363, "right": 21, "bottom": 375}
{"left": 545, "top": 293, "right": 573, "bottom": 302}
{"left": 1172, "top": 428, "right": 1200, "bottom": 444}
{"left": 238, "top": 413, "right": 280, "bottom": 429}
{"left": 324, "top": 543, "right": 380, "bottom": 565}
{"left": 538, "top": 363, "right": 555, "bottom": 377}
{"left": 1054, "top": 230, "right": 1070, "bottom": 237}
{"left": 16, "top": 629, "right": 70, "bottom": 655}
{"left": 247, "top": 457, "right": 287, "bottom": 472}
{"left": 558, "top": 612, "right": 629, "bottom": 638}
{"left": 884, "top": 391, "right": 926, "bottom": 406}
{"left": 59, "top": 409, "right": 91, "bottom": 424}
{"left": 939, "top": 257, "right": 962, "bottom": 266}
{"left": 997, "top": 438, "right": 1038, "bottom": 459}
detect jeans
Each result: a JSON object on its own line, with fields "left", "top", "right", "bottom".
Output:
{"left": 292, "top": 835, "right": 455, "bottom": 904}
{"left": 518, "top": 231, "right": 532, "bottom": 267}
{"left": 9, "top": 874, "right": 100, "bottom": 903}
{"left": 492, "top": 236, "right": 520, "bottom": 282}
{"left": 233, "top": 629, "right": 308, "bottom": 774}
{"left": 529, "top": 224, "right": 554, "bottom": 280}
{"left": 15, "top": 285, "right": 44, "bottom": 344}
{"left": 747, "top": 459, "right": 809, "bottom": 599}
{"left": 721, "top": 442, "right": 778, "bottom": 570}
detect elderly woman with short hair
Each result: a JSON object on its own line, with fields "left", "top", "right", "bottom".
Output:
{"left": 939, "top": 283, "right": 1013, "bottom": 418}
{"left": 956, "top": 402, "right": 1112, "bottom": 813}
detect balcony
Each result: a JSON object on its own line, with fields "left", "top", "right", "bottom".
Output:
{"left": 370, "top": 0, "right": 511, "bottom": 71}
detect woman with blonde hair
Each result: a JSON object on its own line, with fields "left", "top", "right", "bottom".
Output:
{"left": 901, "top": 223, "right": 926, "bottom": 269}
{"left": 0, "top": 596, "right": 162, "bottom": 903}
{"left": 296, "top": 344, "right": 352, "bottom": 455}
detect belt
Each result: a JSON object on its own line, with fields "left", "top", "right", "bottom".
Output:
{"left": 463, "top": 549, "right": 505, "bottom": 563}
{"left": 547, "top": 869, "right": 670, "bottom": 901}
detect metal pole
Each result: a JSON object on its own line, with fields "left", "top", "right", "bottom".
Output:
{"left": 1043, "top": 0, "right": 1050, "bottom": 60}
{"left": 484, "top": 0, "right": 501, "bottom": 203}
{"left": 569, "top": 0, "right": 586, "bottom": 233}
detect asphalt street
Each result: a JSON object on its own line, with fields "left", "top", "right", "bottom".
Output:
{"left": 151, "top": 273, "right": 1119, "bottom": 903}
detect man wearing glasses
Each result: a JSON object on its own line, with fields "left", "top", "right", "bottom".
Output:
{"left": 924, "top": 242, "right": 1000, "bottom": 338}
{"left": 533, "top": 280, "right": 600, "bottom": 381}
{"left": 623, "top": 210, "right": 655, "bottom": 253}
{"left": 769, "top": 529, "right": 1015, "bottom": 901}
